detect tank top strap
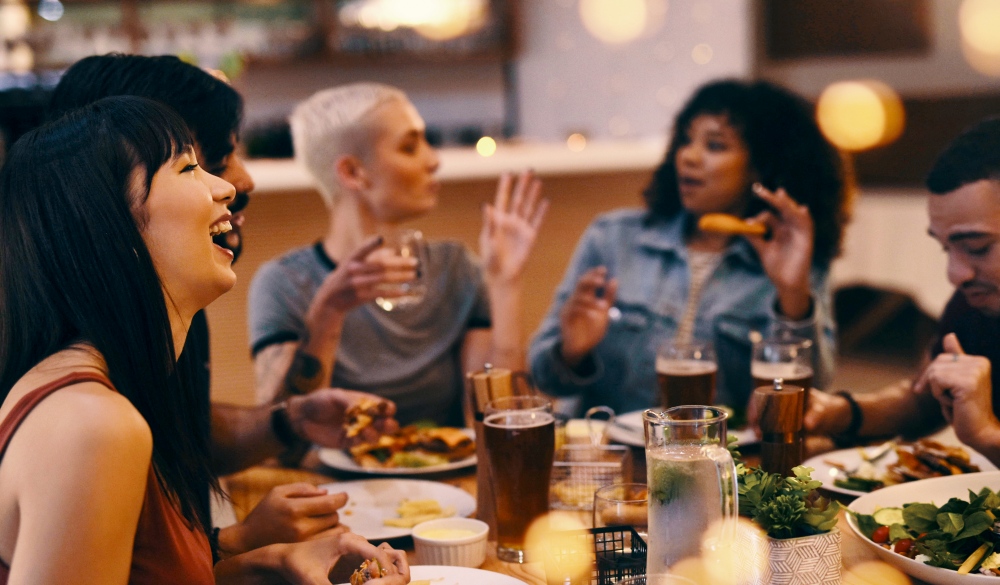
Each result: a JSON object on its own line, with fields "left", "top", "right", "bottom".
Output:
{"left": 0, "top": 372, "right": 115, "bottom": 460}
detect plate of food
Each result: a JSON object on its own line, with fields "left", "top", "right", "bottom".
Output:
{"left": 341, "top": 564, "right": 529, "bottom": 585}
{"left": 326, "top": 478, "right": 476, "bottom": 541}
{"left": 803, "top": 435, "right": 996, "bottom": 497}
{"left": 318, "top": 426, "right": 477, "bottom": 475}
{"left": 847, "top": 471, "right": 1000, "bottom": 584}
{"left": 606, "top": 409, "right": 758, "bottom": 448}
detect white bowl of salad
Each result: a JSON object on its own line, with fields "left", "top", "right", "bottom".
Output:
{"left": 848, "top": 471, "right": 1000, "bottom": 584}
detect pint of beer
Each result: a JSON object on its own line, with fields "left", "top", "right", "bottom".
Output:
{"left": 655, "top": 341, "right": 717, "bottom": 408}
{"left": 483, "top": 396, "right": 555, "bottom": 563}
{"left": 750, "top": 335, "right": 814, "bottom": 404}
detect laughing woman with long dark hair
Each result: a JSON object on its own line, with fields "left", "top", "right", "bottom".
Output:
{"left": 0, "top": 96, "right": 408, "bottom": 585}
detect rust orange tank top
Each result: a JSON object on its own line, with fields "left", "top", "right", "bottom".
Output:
{"left": 0, "top": 372, "right": 215, "bottom": 584}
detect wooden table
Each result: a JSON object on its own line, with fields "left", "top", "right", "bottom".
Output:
{"left": 221, "top": 452, "right": 927, "bottom": 585}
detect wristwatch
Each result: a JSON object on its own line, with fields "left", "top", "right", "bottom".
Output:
{"left": 270, "top": 400, "right": 312, "bottom": 466}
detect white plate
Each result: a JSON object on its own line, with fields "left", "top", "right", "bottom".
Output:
{"left": 804, "top": 429, "right": 997, "bottom": 497}
{"left": 336, "top": 565, "right": 529, "bottom": 585}
{"left": 325, "top": 479, "right": 477, "bottom": 541}
{"left": 317, "top": 428, "right": 477, "bottom": 476}
{"left": 607, "top": 409, "right": 758, "bottom": 448}
{"left": 847, "top": 471, "right": 1000, "bottom": 585}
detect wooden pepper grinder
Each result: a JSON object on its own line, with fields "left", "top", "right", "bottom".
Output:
{"left": 753, "top": 378, "right": 805, "bottom": 477}
{"left": 466, "top": 364, "right": 514, "bottom": 540}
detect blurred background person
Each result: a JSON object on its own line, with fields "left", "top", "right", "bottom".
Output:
{"left": 250, "top": 82, "right": 547, "bottom": 426}
{"left": 529, "top": 79, "right": 852, "bottom": 416}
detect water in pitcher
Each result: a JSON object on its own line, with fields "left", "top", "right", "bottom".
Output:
{"left": 646, "top": 444, "right": 728, "bottom": 572}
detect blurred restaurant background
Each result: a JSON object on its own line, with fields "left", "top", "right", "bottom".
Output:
{"left": 1, "top": 0, "right": 996, "bottom": 405}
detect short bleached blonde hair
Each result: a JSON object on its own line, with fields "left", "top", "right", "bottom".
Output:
{"left": 289, "top": 82, "right": 407, "bottom": 208}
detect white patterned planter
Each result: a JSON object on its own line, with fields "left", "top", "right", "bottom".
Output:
{"left": 734, "top": 526, "right": 841, "bottom": 585}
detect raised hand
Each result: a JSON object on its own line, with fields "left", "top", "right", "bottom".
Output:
{"left": 286, "top": 389, "right": 399, "bottom": 449}
{"left": 479, "top": 170, "right": 549, "bottom": 284}
{"left": 312, "top": 235, "right": 418, "bottom": 317}
{"left": 744, "top": 183, "right": 814, "bottom": 320}
{"left": 917, "top": 333, "right": 999, "bottom": 450}
{"left": 559, "top": 266, "right": 619, "bottom": 368}
{"left": 222, "top": 484, "right": 348, "bottom": 554}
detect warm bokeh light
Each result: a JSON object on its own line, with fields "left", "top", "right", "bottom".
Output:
{"left": 816, "top": 80, "right": 905, "bottom": 152}
{"left": 475, "top": 136, "right": 497, "bottom": 157}
{"left": 847, "top": 560, "right": 912, "bottom": 585}
{"left": 339, "top": 0, "right": 487, "bottom": 41}
{"left": 579, "top": 0, "right": 647, "bottom": 44}
{"left": 691, "top": 43, "right": 713, "bottom": 65}
{"left": 959, "top": 0, "right": 1000, "bottom": 76}
{"left": 8, "top": 42, "right": 33, "bottom": 74}
{"left": 524, "top": 512, "right": 591, "bottom": 584}
{"left": 0, "top": 2, "right": 30, "bottom": 39}
{"left": 566, "top": 133, "right": 587, "bottom": 152}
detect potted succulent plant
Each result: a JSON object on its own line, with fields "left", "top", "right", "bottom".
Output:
{"left": 733, "top": 464, "right": 843, "bottom": 585}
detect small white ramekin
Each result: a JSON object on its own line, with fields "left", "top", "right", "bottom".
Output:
{"left": 411, "top": 517, "right": 489, "bottom": 568}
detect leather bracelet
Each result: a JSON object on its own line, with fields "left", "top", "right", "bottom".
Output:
{"left": 270, "top": 401, "right": 313, "bottom": 467}
{"left": 833, "top": 390, "right": 863, "bottom": 445}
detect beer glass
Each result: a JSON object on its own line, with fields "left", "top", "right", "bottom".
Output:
{"left": 655, "top": 340, "right": 717, "bottom": 408}
{"left": 750, "top": 335, "right": 813, "bottom": 398}
{"left": 643, "top": 406, "right": 737, "bottom": 573}
{"left": 374, "top": 228, "right": 428, "bottom": 311}
{"left": 483, "top": 395, "right": 555, "bottom": 563}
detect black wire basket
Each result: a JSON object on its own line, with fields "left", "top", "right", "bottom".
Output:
{"left": 542, "top": 525, "right": 647, "bottom": 585}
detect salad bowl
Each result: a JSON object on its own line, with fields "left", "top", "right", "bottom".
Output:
{"left": 847, "top": 471, "right": 1000, "bottom": 585}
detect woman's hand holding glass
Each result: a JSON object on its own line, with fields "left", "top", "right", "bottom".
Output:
{"left": 744, "top": 183, "right": 815, "bottom": 320}
{"left": 479, "top": 170, "right": 549, "bottom": 285}
{"left": 311, "top": 235, "right": 418, "bottom": 319}
{"left": 558, "top": 266, "right": 619, "bottom": 368}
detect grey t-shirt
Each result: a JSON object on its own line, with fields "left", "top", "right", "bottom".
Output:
{"left": 248, "top": 241, "right": 491, "bottom": 426}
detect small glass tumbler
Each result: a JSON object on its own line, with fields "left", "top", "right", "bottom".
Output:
{"left": 374, "top": 228, "right": 428, "bottom": 311}
{"left": 593, "top": 483, "right": 648, "bottom": 539}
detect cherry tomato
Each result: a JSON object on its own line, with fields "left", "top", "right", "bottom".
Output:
{"left": 872, "top": 526, "right": 890, "bottom": 544}
{"left": 894, "top": 539, "right": 914, "bottom": 557}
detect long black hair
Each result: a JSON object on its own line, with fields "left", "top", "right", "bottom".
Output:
{"left": 0, "top": 96, "right": 217, "bottom": 534}
{"left": 643, "top": 79, "right": 853, "bottom": 269}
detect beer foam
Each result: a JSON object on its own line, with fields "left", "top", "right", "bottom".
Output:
{"left": 484, "top": 411, "right": 554, "bottom": 429}
{"left": 655, "top": 358, "right": 717, "bottom": 376}
{"left": 750, "top": 361, "right": 813, "bottom": 379}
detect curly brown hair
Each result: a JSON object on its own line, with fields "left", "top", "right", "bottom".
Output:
{"left": 643, "top": 79, "right": 854, "bottom": 269}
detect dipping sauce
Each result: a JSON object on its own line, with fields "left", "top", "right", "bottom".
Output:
{"left": 416, "top": 528, "right": 478, "bottom": 541}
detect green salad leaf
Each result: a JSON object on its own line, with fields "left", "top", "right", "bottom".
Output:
{"left": 862, "top": 486, "right": 1000, "bottom": 574}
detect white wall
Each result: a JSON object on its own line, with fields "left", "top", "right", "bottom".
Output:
{"left": 761, "top": 0, "right": 1000, "bottom": 99}
{"left": 517, "top": 0, "right": 752, "bottom": 141}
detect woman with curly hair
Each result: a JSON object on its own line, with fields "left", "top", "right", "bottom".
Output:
{"left": 529, "top": 79, "right": 853, "bottom": 415}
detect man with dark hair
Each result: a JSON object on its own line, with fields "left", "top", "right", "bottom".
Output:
{"left": 806, "top": 117, "right": 1000, "bottom": 465}
{"left": 49, "top": 53, "right": 399, "bottom": 560}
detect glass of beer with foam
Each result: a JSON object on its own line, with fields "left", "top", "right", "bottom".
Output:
{"left": 750, "top": 335, "right": 813, "bottom": 396}
{"left": 483, "top": 395, "right": 555, "bottom": 563}
{"left": 655, "top": 340, "right": 717, "bottom": 408}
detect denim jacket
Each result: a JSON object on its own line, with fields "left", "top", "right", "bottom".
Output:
{"left": 528, "top": 209, "right": 835, "bottom": 415}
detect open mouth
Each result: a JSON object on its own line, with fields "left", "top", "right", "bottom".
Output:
{"left": 209, "top": 220, "right": 233, "bottom": 237}
{"left": 678, "top": 176, "right": 704, "bottom": 188}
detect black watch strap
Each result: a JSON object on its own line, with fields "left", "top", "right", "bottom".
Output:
{"left": 832, "top": 390, "right": 863, "bottom": 446}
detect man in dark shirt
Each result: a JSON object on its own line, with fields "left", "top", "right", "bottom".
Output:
{"left": 805, "top": 117, "right": 1000, "bottom": 465}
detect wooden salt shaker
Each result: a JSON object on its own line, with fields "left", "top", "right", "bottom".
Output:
{"left": 466, "top": 364, "right": 514, "bottom": 540}
{"left": 753, "top": 378, "right": 805, "bottom": 477}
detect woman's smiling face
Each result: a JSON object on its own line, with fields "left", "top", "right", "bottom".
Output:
{"left": 141, "top": 147, "right": 238, "bottom": 316}
{"left": 674, "top": 114, "right": 754, "bottom": 217}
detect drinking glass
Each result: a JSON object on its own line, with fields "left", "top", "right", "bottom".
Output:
{"left": 483, "top": 395, "right": 555, "bottom": 563}
{"left": 643, "top": 406, "right": 737, "bottom": 574}
{"left": 655, "top": 340, "right": 717, "bottom": 408}
{"left": 374, "top": 228, "right": 428, "bottom": 311}
{"left": 750, "top": 335, "right": 813, "bottom": 395}
{"left": 593, "top": 483, "right": 648, "bottom": 539}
